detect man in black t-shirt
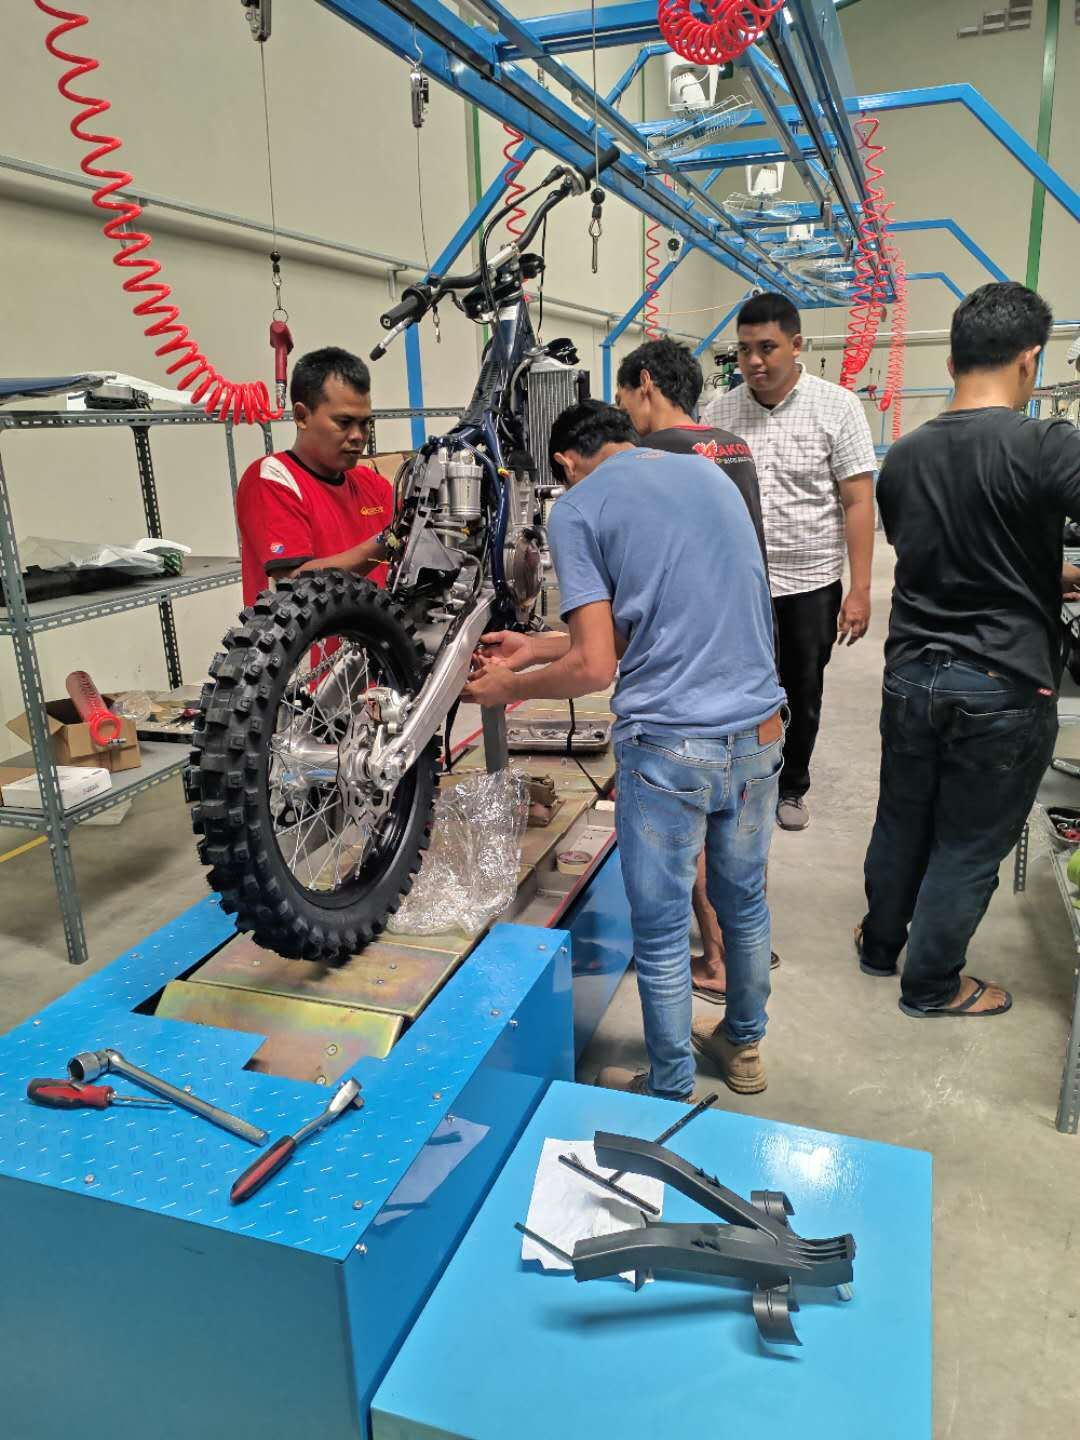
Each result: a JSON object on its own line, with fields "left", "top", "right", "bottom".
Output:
{"left": 616, "top": 337, "right": 780, "bottom": 1013}
{"left": 859, "top": 282, "right": 1080, "bottom": 1019}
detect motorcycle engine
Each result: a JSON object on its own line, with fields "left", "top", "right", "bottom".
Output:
{"left": 502, "top": 467, "right": 543, "bottom": 613}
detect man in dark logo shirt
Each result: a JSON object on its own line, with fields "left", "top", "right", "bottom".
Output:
{"left": 616, "top": 337, "right": 781, "bottom": 1023}
{"left": 859, "top": 282, "right": 1080, "bottom": 1018}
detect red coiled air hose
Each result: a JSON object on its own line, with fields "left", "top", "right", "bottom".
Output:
{"left": 35, "top": 2, "right": 281, "bottom": 424}
{"left": 658, "top": 0, "right": 785, "bottom": 65}
{"left": 840, "top": 117, "right": 891, "bottom": 389}
{"left": 500, "top": 124, "right": 527, "bottom": 240}
{"left": 643, "top": 222, "right": 663, "bottom": 338}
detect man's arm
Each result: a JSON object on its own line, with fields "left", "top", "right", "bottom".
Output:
{"left": 464, "top": 602, "right": 617, "bottom": 706}
{"left": 291, "top": 535, "right": 387, "bottom": 579}
{"left": 837, "top": 473, "right": 875, "bottom": 644}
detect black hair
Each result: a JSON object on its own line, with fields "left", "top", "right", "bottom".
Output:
{"left": 950, "top": 282, "right": 1053, "bottom": 375}
{"left": 736, "top": 292, "right": 801, "bottom": 337}
{"left": 548, "top": 399, "right": 637, "bottom": 484}
{"left": 616, "top": 337, "right": 703, "bottom": 414}
{"left": 290, "top": 346, "right": 371, "bottom": 408}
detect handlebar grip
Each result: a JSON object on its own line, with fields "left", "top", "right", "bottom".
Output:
{"left": 379, "top": 285, "right": 431, "bottom": 331}
{"left": 580, "top": 144, "right": 620, "bottom": 186}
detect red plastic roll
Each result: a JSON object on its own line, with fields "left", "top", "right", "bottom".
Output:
{"left": 66, "top": 670, "right": 122, "bottom": 747}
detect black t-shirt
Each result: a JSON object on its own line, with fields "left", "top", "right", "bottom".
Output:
{"left": 645, "top": 424, "right": 767, "bottom": 563}
{"left": 878, "top": 407, "right": 1080, "bottom": 689}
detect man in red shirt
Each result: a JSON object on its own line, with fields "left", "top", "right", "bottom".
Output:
{"left": 236, "top": 346, "right": 394, "bottom": 607}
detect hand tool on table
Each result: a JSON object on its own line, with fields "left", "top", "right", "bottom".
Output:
{"left": 67, "top": 1048, "right": 267, "bottom": 1144}
{"left": 230, "top": 1076, "right": 364, "bottom": 1204}
{"left": 28, "top": 1077, "right": 171, "bottom": 1110}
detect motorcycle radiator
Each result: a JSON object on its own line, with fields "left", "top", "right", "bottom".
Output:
{"left": 525, "top": 361, "right": 588, "bottom": 493}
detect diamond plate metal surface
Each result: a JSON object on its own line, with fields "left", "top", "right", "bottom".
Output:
{"left": 0, "top": 896, "right": 567, "bottom": 1260}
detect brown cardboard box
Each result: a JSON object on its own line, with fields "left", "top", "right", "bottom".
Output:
{"left": 7, "top": 697, "right": 141, "bottom": 773}
{"left": 0, "top": 766, "right": 36, "bottom": 804}
{"left": 369, "top": 451, "right": 413, "bottom": 483}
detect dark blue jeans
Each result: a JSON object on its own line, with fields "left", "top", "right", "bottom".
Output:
{"left": 861, "top": 654, "right": 1057, "bottom": 1010}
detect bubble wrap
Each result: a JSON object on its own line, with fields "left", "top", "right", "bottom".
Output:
{"left": 388, "top": 767, "right": 530, "bottom": 936}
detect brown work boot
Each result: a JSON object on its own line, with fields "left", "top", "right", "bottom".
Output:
{"left": 595, "top": 1067, "right": 694, "bottom": 1102}
{"left": 690, "top": 1018, "right": 767, "bottom": 1094}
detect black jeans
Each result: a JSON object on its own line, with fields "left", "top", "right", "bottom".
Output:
{"left": 860, "top": 654, "right": 1057, "bottom": 1009}
{"left": 773, "top": 580, "right": 842, "bottom": 799}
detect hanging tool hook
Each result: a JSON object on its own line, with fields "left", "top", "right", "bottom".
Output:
{"left": 242, "top": 0, "right": 271, "bottom": 43}
{"left": 588, "top": 186, "right": 605, "bottom": 275}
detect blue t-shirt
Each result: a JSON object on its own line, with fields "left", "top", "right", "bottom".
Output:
{"left": 547, "top": 446, "right": 784, "bottom": 740}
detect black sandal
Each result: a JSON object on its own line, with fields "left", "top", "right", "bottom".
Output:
{"left": 898, "top": 977, "right": 1012, "bottom": 1019}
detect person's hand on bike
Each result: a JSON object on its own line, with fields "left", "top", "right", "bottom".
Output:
{"left": 463, "top": 653, "right": 518, "bottom": 708}
{"left": 476, "top": 630, "right": 534, "bottom": 672}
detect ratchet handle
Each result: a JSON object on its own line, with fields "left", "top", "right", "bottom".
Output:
{"left": 28, "top": 1077, "right": 111, "bottom": 1109}
{"left": 230, "top": 1135, "right": 296, "bottom": 1204}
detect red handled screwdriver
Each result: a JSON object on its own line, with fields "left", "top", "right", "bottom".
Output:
{"left": 231, "top": 1076, "right": 363, "bottom": 1204}
{"left": 27, "top": 1077, "right": 171, "bottom": 1110}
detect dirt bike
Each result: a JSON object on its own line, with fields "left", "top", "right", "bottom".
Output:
{"left": 186, "top": 145, "right": 619, "bottom": 962}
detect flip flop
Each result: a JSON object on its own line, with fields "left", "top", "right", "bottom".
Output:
{"left": 854, "top": 923, "right": 897, "bottom": 978}
{"left": 898, "top": 977, "right": 1012, "bottom": 1019}
{"left": 691, "top": 951, "right": 781, "bottom": 1005}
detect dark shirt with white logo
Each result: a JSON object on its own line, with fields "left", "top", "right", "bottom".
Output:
{"left": 645, "top": 424, "right": 767, "bottom": 563}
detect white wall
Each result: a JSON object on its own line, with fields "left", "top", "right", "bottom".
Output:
{"left": 0, "top": 1, "right": 1077, "bottom": 756}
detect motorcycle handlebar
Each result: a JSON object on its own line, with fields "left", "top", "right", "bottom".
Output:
{"left": 380, "top": 285, "right": 433, "bottom": 330}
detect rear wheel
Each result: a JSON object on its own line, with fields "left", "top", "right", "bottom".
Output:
{"left": 187, "top": 572, "right": 438, "bottom": 961}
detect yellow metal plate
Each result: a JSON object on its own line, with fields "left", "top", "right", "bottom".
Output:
{"left": 155, "top": 979, "right": 403, "bottom": 1083}
{"left": 192, "top": 934, "right": 470, "bottom": 1020}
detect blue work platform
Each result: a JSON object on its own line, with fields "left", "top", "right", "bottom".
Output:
{"left": 372, "top": 1081, "right": 933, "bottom": 1440}
{"left": 0, "top": 903, "right": 576, "bottom": 1440}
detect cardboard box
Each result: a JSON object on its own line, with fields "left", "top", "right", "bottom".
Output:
{"left": 0, "top": 764, "right": 111, "bottom": 811}
{"left": 369, "top": 451, "right": 413, "bottom": 484}
{"left": 0, "top": 766, "right": 36, "bottom": 804}
{"left": 7, "top": 696, "right": 141, "bottom": 773}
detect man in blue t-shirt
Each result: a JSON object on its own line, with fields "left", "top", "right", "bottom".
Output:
{"left": 464, "top": 400, "right": 786, "bottom": 1100}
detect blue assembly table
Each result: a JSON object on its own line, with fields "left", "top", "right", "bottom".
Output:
{"left": 372, "top": 1081, "right": 933, "bottom": 1440}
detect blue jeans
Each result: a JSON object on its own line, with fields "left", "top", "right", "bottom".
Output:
{"left": 861, "top": 654, "right": 1058, "bottom": 1009}
{"left": 614, "top": 725, "right": 782, "bottom": 1099}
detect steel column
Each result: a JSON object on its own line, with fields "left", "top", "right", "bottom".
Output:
{"left": 1026, "top": 0, "right": 1061, "bottom": 287}
{"left": 0, "top": 445, "right": 87, "bottom": 965}
{"left": 404, "top": 325, "right": 426, "bottom": 448}
{"left": 132, "top": 424, "right": 182, "bottom": 689}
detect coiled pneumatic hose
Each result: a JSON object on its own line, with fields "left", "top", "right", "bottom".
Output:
{"left": 35, "top": 1, "right": 282, "bottom": 423}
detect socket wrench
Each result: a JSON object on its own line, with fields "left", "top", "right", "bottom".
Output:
{"left": 231, "top": 1077, "right": 363, "bottom": 1203}
{"left": 68, "top": 1048, "right": 267, "bottom": 1145}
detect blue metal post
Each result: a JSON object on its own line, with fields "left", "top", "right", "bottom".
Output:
{"left": 404, "top": 324, "right": 426, "bottom": 447}
{"left": 601, "top": 253, "right": 688, "bottom": 400}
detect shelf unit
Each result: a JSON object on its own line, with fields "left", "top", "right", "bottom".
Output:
{"left": 0, "top": 401, "right": 460, "bottom": 966}
{"left": 0, "top": 406, "right": 253, "bottom": 966}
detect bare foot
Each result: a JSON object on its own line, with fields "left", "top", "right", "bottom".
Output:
{"left": 941, "top": 975, "right": 1010, "bottom": 1013}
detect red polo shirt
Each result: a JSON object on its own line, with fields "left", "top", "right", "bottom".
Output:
{"left": 236, "top": 450, "right": 393, "bottom": 605}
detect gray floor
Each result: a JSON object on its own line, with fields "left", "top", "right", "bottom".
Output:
{"left": 2, "top": 560, "right": 1080, "bottom": 1435}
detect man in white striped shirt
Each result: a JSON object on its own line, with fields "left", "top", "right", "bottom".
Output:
{"left": 703, "top": 294, "right": 877, "bottom": 831}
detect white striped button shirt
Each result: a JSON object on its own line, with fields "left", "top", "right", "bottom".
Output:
{"left": 702, "top": 365, "right": 877, "bottom": 597}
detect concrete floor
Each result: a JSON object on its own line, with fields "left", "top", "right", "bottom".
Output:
{"left": 2, "top": 557, "right": 1079, "bottom": 1436}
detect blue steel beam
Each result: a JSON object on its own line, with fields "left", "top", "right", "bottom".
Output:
{"left": 891, "top": 220, "right": 1009, "bottom": 283}
{"left": 908, "top": 271, "right": 967, "bottom": 301}
{"left": 318, "top": 0, "right": 818, "bottom": 303}
{"left": 692, "top": 293, "right": 755, "bottom": 358}
{"left": 600, "top": 253, "right": 689, "bottom": 399}
{"left": 650, "top": 85, "right": 1080, "bottom": 223}
{"left": 429, "top": 43, "right": 658, "bottom": 279}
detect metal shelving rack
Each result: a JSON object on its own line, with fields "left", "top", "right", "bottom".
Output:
{"left": 0, "top": 406, "right": 251, "bottom": 966}
{"left": 0, "top": 402, "right": 461, "bottom": 967}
